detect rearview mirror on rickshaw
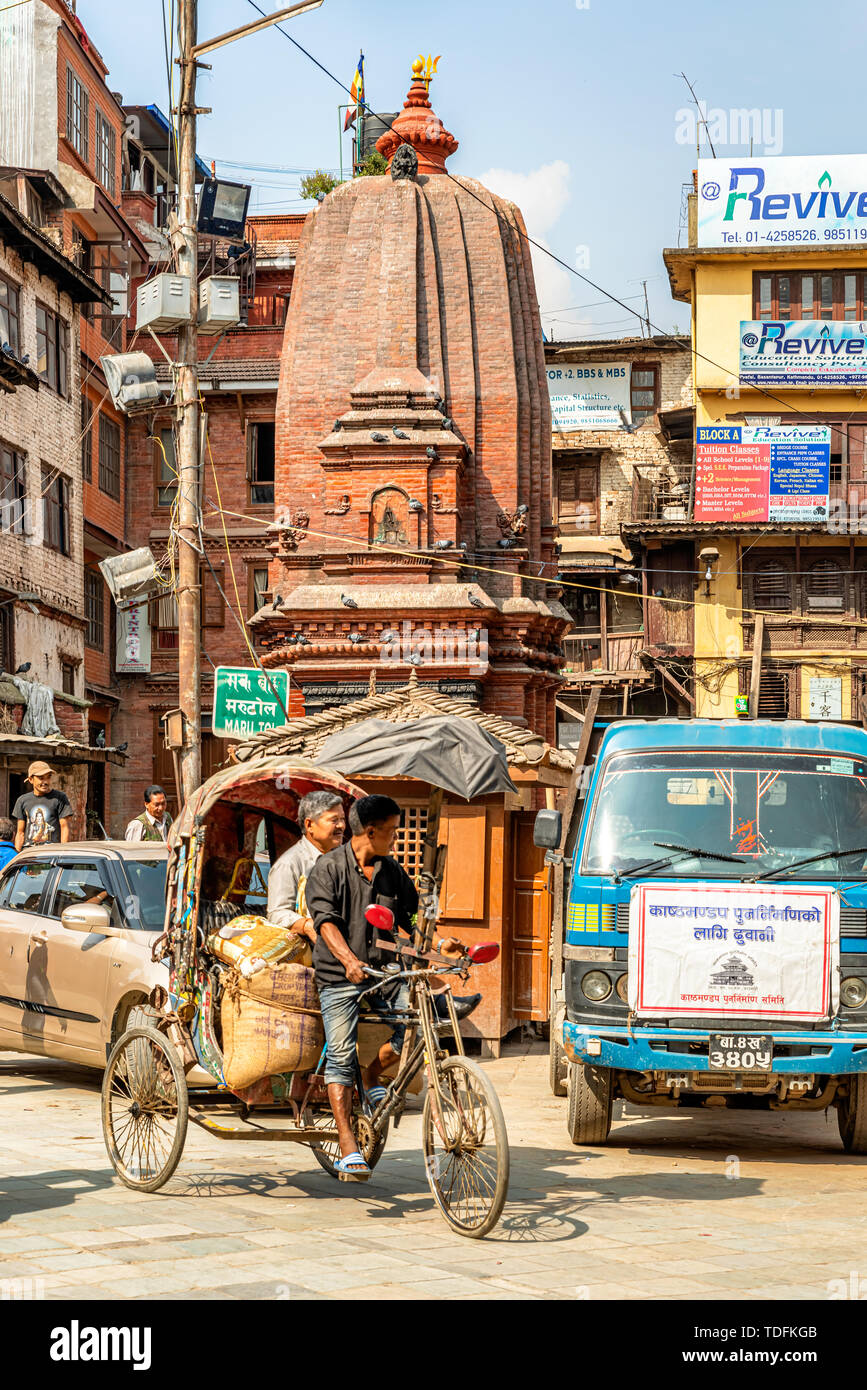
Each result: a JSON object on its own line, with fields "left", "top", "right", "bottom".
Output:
{"left": 533, "top": 808, "right": 562, "bottom": 850}
{"left": 365, "top": 904, "right": 395, "bottom": 932}
{"left": 468, "top": 942, "right": 499, "bottom": 964}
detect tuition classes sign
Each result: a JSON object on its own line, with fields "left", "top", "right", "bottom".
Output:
{"left": 212, "top": 666, "right": 289, "bottom": 739}
{"left": 628, "top": 883, "right": 839, "bottom": 1021}
{"left": 740, "top": 321, "right": 867, "bottom": 386}
{"left": 697, "top": 155, "right": 867, "bottom": 248}
{"left": 694, "top": 424, "right": 831, "bottom": 523}
{"left": 546, "top": 362, "right": 631, "bottom": 431}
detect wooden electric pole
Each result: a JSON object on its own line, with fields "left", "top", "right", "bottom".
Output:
{"left": 176, "top": 0, "right": 201, "bottom": 800}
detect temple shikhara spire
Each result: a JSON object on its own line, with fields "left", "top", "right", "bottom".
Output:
{"left": 253, "top": 60, "right": 567, "bottom": 732}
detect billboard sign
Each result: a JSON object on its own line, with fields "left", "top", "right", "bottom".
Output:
{"left": 547, "top": 361, "right": 631, "bottom": 431}
{"left": 695, "top": 424, "right": 831, "bottom": 523}
{"left": 697, "top": 155, "right": 867, "bottom": 248}
{"left": 212, "top": 666, "right": 289, "bottom": 739}
{"left": 740, "top": 320, "right": 867, "bottom": 385}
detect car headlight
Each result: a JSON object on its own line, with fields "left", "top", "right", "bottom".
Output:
{"left": 841, "top": 977, "right": 867, "bottom": 1009}
{"left": 581, "top": 969, "right": 612, "bottom": 1002}
{"left": 615, "top": 973, "right": 629, "bottom": 1003}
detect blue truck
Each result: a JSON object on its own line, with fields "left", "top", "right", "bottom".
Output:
{"left": 534, "top": 719, "right": 867, "bottom": 1150}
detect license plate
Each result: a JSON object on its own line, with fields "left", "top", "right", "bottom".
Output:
{"left": 708, "top": 1033, "right": 773, "bottom": 1070}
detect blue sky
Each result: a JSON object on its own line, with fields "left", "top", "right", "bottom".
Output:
{"left": 81, "top": 0, "right": 867, "bottom": 340}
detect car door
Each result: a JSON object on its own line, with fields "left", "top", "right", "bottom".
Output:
{"left": 28, "top": 857, "right": 120, "bottom": 1057}
{"left": 0, "top": 858, "right": 57, "bottom": 1049}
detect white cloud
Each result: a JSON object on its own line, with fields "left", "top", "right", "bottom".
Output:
{"left": 477, "top": 159, "right": 577, "bottom": 339}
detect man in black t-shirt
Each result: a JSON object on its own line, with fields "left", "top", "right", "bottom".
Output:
{"left": 13, "top": 761, "right": 73, "bottom": 850}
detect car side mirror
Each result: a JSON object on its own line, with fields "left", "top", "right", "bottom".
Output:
{"left": 533, "top": 808, "right": 562, "bottom": 851}
{"left": 61, "top": 903, "right": 119, "bottom": 937}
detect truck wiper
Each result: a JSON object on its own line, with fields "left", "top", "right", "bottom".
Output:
{"left": 747, "top": 846, "right": 867, "bottom": 883}
{"left": 614, "top": 843, "right": 745, "bottom": 883}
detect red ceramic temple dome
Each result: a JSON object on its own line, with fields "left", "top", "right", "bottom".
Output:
{"left": 375, "top": 58, "right": 459, "bottom": 174}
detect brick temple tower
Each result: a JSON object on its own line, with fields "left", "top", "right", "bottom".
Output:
{"left": 253, "top": 60, "right": 568, "bottom": 735}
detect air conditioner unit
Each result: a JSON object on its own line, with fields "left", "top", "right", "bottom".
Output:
{"left": 198, "top": 275, "right": 240, "bottom": 334}
{"left": 99, "top": 547, "right": 159, "bottom": 606}
{"left": 100, "top": 352, "right": 162, "bottom": 415}
{"left": 136, "top": 273, "right": 191, "bottom": 332}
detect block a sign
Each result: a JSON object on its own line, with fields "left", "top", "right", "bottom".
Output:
{"left": 697, "top": 155, "right": 867, "bottom": 248}
{"left": 695, "top": 424, "right": 830, "bottom": 523}
{"left": 547, "top": 362, "right": 631, "bottom": 431}
{"left": 741, "top": 321, "right": 867, "bottom": 386}
{"left": 213, "top": 666, "right": 289, "bottom": 739}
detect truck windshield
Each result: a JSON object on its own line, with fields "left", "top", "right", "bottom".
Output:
{"left": 582, "top": 749, "right": 867, "bottom": 880}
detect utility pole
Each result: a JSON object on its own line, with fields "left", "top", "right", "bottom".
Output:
{"left": 175, "top": 0, "right": 201, "bottom": 800}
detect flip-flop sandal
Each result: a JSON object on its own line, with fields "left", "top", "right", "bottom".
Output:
{"left": 333, "top": 1151, "right": 371, "bottom": 1182}
{"left": 366, "top": 1085, "right": 388, "bottom": 1107}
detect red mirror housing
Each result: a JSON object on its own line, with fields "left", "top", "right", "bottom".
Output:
{"left": 365, "top": 904, "right": 395, "bottom": 932}
{"left": 468, "top": 941, "right": 499, "bottom": 964}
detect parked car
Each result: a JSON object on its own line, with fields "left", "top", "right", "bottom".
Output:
{"left": 0, "top": 841, "right": 269, "bottom": 1071}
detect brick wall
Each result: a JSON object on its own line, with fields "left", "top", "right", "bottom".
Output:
{"left": 0, "top": 239, "right": 85, "bottom": 691}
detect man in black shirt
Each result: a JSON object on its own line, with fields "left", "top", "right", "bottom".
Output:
{"left": 13, "top": 761, "right": 73, "bottom": 849}
{"left": 306, "top": 793, "right": 459, "bottom": 1180}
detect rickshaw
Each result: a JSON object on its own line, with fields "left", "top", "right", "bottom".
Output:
{"left": 100, "top": 753, "right": 510, "bottom": 1238}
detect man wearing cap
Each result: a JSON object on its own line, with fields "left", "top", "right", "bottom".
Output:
{"left": 13, "top": 762, "right": 73, "bottom": 850}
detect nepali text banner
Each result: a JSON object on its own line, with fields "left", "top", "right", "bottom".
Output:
{"left": 628, "top": 883, "right": 839, "bottom": 1021}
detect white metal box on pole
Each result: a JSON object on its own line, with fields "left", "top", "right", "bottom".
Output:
{"left": 198, "top": 275, "right": 241, "bottom": 333}
{"left": 136, "top": 273, "right": 192, "bottom": 332}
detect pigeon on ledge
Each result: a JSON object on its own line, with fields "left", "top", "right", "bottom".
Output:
{"left": 393, "top": 427, "right": 410, "bottom": 440}
{"left": 340, "top": 594, "right": 358, "bottom": 608}
{"left": 371, "top": 432, "right": 388, "bottom": 443}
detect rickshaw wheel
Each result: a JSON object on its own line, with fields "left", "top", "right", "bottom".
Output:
{"left": 102, "top": 1026, "right": 188, "bottom": 1193}
{"left": 312, "top": 1109, "right": 389, "bottom": 1179}
{"left": 422, "top": 1056, "right": 509, "bottom": 1238}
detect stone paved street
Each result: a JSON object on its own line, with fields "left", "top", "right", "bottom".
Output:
{"left": 2, "top": 1040, "right": 866, "bottom": 1301}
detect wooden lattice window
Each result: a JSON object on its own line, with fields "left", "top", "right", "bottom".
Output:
{"left": 391, "top": 805, "right": 428, "bottom": 882}
{"left": 739, "top": 664, "right": 796, "bottom": 717}
{"left": 752, "top": 559, "right": 792, "bottom": 613}
{"left": 805, "top": 558, "right": 845, "bottom": 611}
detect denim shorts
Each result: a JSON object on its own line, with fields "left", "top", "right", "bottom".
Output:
{"left": 318, "top": 979, "right": 410, "bottom": 1087}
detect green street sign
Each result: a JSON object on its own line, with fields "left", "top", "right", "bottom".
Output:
{"left": 212, "top": 666, "right": 289, "bottom": 739}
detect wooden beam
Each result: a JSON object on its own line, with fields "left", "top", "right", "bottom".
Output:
{"left": 646, "top": 654, "right": 695, "bottom": 710}
{"left": 748, "top": 612, "right": 765, "bottom": 719}
{"left": 860, "top": 693, "right": 867, "bottom": 732}
{"left": 555, "top": 697, "right": 584, "bottom": 719}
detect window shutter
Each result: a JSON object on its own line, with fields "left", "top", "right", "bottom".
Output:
{"left": 752, "top": 560, "right": 792, "bottom": 613}
{"left": 849, "top": 425, "right": 867, "bottom": 483}
{"left": 201, "top": 561, "right": 225, "bottom": 627}
{"left": 757, "top": 668, "right": 790, "bottom": 717}
{"left": 805, "top": 559, "right": 844, "bottom": 610}
{"left": 246, "top": 425, "right": 256, "bottom": 482}
{"left": 439, "top": 807, "right": 486, "bottom": 921}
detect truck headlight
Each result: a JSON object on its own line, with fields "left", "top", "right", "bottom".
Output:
{"left": 615, "top": 973, "right": 629, "bottom": 1003}
{"left": 581, "top": 970, "right": 612, "bottom": 1002}
{"left": 841, "top": 977, "right": 867, "bottom": 1009}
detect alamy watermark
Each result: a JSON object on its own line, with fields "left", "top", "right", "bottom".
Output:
{"left": 675, "top": 103, "right": 784, "bottom": 157}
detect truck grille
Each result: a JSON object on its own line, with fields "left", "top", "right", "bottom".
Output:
{"left": 616, "top": 902, "right": 629, "bottom": 932}
{"left": 840, "top": 907, "right": 867, "bottom": 938}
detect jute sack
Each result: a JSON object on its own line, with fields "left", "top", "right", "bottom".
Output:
{"left": 208, "top": 915, "right": 312, "bottom": 975}
{"left": 221, "top": 962, "right": 324, "bottom": 1090}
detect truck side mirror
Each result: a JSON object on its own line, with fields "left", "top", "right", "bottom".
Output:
{"left": 533, "top": 808, "right": 562, "bottom": 850}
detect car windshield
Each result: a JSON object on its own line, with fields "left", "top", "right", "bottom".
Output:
{"left": 125, "top": 858, "right": 169, "bottom": 929}
{"left": 582, "top": 749, "right": 867, "bottom": 880}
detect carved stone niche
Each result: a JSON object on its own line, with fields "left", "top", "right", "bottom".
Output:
{"left": 369, "top": 486, "right": 411, "bottom": 547}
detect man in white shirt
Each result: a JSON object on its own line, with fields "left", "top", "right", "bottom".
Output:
{"left": 125, "top": 785, "right": 172, "bottom": 843}
{"left": 267, "top": 789, "right": 346, "bottom": 942}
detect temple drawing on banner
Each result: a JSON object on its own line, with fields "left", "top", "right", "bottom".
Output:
{"left": 709, "top": 955, "right": 757, "bottom": 990}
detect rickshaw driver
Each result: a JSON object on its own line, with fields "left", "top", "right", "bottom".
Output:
{"left": 267, "top": 789, "right": 347, "bottom": 944}
{"left": 306, "top": 793, "right": 463, "bottom": 1181}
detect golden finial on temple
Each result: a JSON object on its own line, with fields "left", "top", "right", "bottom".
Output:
{"left": 415, "top": 54, "right": 441, "bottom": 90}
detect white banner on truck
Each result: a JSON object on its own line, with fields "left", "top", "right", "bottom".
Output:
{"left": 628, "top": 882, "right": 839, "bottom": 1021}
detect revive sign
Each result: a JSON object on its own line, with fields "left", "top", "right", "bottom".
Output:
{"left": 694, "top": 424, "right": 830, "bottom": 523}
{"left": 212, "top": 666, "right": 289, "bottom": 739}
{"left": 740, "top": 321, "right": 867, "bottom": 385}
{"left": 628, "top": 883, "right": 839, "bottom": 1021}
{"left": 698, "top": 155, "right": 867, "bottom": 247}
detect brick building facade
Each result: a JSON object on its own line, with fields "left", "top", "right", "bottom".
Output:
{"left": 113, "top": 215, "right": 306, "bottom": 829}
{"left": 544, "top": 334, "right": 694, "bottom": 734}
